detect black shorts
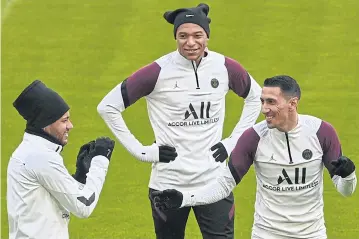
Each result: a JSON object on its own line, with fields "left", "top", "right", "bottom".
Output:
{"left": 149, "top": 188, "right": 235, "bottom": 239}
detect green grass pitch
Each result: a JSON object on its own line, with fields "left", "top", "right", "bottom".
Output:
{"left": 1, "top": 0, "right": 358, "bottom": 238}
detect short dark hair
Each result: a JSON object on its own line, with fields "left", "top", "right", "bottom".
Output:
{"left": 263, "top": 75, "right": 301, "bottom": 100}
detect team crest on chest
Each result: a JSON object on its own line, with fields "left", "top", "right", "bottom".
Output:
{"left": 302, "top": 149, "right": 313, "bottom": 160}
{"left": 211, "top": 78, "right": 219, "bottom": 88}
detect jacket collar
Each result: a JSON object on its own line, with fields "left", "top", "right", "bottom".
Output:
{"left": 272, "top": 114, "right": 301, "bottom": 136}
{"left": 173, "top": 48, "right": 210, "bottom": 67}
{"left": 23, "top": 132, "right": 63, "bottom": 153}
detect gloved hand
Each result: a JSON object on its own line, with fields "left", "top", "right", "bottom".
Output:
{"left": 73, "top": 140, "right": 95, "bottom": 184}
{"left": 331, "top": 156, "right": 355, "bottom": 178}
{"left": 151, "top": 189, "right": 183, "bottom": 211}
{"left": 210, "top": 142, "right": 228, "bottom": 162}
{"left": 159, "top": 145, "right": 177, "bottom": 163}
{"left": 73, "top": 137, "right": 115, "bottom": 184}
{"left": 93, "top": 137, "right": 116, "bottom": 161}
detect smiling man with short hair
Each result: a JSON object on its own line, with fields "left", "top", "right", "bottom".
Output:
{"left": 98, "top": 3, "right": 262, "bottom": 238}
{"left": 152, "top": 75, "right": 357, "bottom": 239}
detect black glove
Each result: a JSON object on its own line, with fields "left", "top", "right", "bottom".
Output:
{"left": 210, "top": 142, "right": 228, "bottom": 162}
{"left": 73, "top": 140, "right": 95, "bottom": 184}
{"left": 93, "top": 137, "right": 116, "bottom": 161}
{"left": 151, "top": 189, "right": 183, "bottom": 211}
{"left": 159, "top": 145, "right": 177, "bottom": 163}
{"left": 331, "top": 156, "right": 355, "bottom": 178}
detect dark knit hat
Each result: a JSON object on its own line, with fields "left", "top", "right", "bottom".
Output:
{"left": 13, "top": 80, "right": 70, "bottom": 129}
{"left": 163, "top": 3, "right": 211, "bottom": 39}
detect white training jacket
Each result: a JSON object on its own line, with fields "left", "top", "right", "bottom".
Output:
{"left": 7, "top": 133, "right": 109, "bottom": 239}
{"left": 181, "top": 114, "right": 357, "bottom": 239}
{"left": 98, "top": 49, "right": 262, "bottom": 192}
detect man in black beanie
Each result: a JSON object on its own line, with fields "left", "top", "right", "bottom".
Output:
{"left": 98, "top": 3, "right": 262, "bottom": 239}
{"left": 7, "top": 80, "right": 116, "bottom": 239}
{"left": 163, "top": 3, "right": 211, "bottom": 64}
{"left": 13, "top": 79, "right": 72, "bottom": 146}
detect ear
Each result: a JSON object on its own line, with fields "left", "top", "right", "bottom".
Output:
{"left": 289, "top": 97, "right": 299, "bottom": 111}
{"left": 43, "top": 125, "right": 51, "bottom": 134}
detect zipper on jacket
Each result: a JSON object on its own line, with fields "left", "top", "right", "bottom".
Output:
{"left": 191, "top": 59, "right": 202, "bottom": 89}
{"left": 285, "top": 132, "right": 294, "bottom": 164}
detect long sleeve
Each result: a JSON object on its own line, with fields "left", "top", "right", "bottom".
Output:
{"left": 36, "top": 155, "right": 109, "bottom": 218}
{"left": 221, "top": 57, "right": 262, "bottom": 155}
{"left": 181, "top": 127, "right": 259, "bottom": 207}
{"left": 181, "top": 166, "right": 236, "bottom": 207}
{"left": 97, "top": 62, "right": 161, "bottom": 163}
{"left": 317, "top": 120, "right": 357, "bottom": 197}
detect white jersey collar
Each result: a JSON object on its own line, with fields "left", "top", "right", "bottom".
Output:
{"left": 23, "top": 132, "right": 63, "bottom": 153}
{"left": 272, "top": 114, "right": 302, "bottom": 136}
{"left": 174, "top": 48, "right": 209, "bottom": 67}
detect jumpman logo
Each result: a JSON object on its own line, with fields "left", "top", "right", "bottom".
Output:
{"left": 174, "top": 81, "right": 180, "bottom": 89}
{"left": 269, "top": 154, "right": 276, "bottom": 162}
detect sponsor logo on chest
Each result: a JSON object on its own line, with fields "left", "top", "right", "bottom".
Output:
{"left": 168, "top": 101, "right": 220, "bottom": 127}
{"left": 262, "top": 164, "right": 320, "bottom": 192}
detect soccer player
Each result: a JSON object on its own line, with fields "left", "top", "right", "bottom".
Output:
{"left": 7, "top": 80, "right": 115, "bottom": 239}
{"left": 97, "top": 3, "right": 261, "bottom": 239}
{"left": 152, "top": 75, "right": 357, "bottom": 239}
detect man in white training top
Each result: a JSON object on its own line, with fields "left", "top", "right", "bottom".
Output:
{"left": 7, "top": 80, "right": 115, "bottom": 239}
{"left": 152, "top": 75, "right": 357, "bottom": 239}
{"left": 97, "top": 3, "right": 262, "bottom": 239}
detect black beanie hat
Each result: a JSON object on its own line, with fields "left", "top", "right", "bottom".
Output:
{"left": 13, "top": 80, "right": 70, "bottom": 129}
{"left": 163, "top": 3, "right": 211, "bottom": 39}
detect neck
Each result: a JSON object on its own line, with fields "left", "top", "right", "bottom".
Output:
{"left": 195, "top": 51, "right": 208, "bottom": 65}
{"left": 25, "top": 125, "right": 63, "bottom": 146}
{"left": 179, "top": 50, "right": 206, "bottom": 66}
{"left": 194, "top": 56, "right": 202, "bottom": 66}
{"left": 277, "top": 113, "right": 299, "bottom": 132}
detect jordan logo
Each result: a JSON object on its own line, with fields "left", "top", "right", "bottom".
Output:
{"left": 174, "top": 81, "right": 180, "bottom": 89}
{"left": 269, "top": 154, "right": 276, "bottom": 162}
